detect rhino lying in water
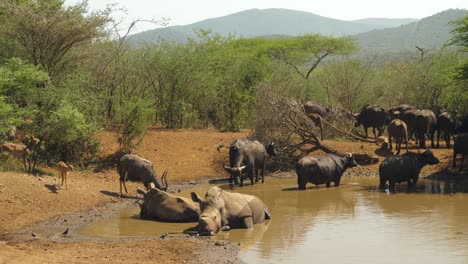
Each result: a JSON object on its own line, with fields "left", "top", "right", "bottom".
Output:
{"left": 191, "top": 186, "right": 271, "bottom": 236}
{"left": 137, "top": 187, "right": 200, "bottom": 222}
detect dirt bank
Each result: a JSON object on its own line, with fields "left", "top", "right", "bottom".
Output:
{"left": 0, "top": 129, "right": 461, "bottom": 264}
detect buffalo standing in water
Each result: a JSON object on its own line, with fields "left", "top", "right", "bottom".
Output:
{"left": 379, "top": 149, "right": 439, "bottom": 192}
{"left": 453, "top": 133, "right": 468, "bottom": 171}
{"left": 296, "top": 153, "right": 357, "bottom": 190}
{"left": 191, "top": 186, "right": 271, "bottom": 236}
{"left": 223, "top": 138, "right": 277, "bottom": 186}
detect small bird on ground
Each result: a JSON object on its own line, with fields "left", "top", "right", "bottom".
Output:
{"left": 62, "top": 228, "right": 69, "bottom": 235}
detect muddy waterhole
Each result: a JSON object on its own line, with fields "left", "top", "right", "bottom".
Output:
{"left": 78, "top": 176, "right": 468, "bottom": 263}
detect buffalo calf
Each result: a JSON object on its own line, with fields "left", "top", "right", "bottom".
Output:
{"left": 387, "top": 119, "right": 408, "bottom": 155}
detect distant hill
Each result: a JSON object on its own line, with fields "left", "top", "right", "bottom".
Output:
{"left": 128, "top": 8, "right": 468, "bottom": 55}
{"left": 354, "top": 9, "right": 468, "bottom": 53}
{"left": 351, "top": 18, "right": 418, "bottom": 28}
{"left": 129, "top": 8, "right": 418, "bottom": 44}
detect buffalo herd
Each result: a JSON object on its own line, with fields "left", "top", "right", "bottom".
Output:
{"left": 117, "top": 101, "right": 467, "bottom": 235}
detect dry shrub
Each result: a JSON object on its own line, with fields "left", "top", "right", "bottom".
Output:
{"left": 253, "top": 83, "right": 339, "bottom": 170}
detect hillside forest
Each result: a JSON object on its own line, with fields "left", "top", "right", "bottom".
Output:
{"left": 0, "top": 0, "right": 467, "bottom": 169}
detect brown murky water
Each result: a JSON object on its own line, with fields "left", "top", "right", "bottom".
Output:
{"left": 78, "top": 176, "right": 468, "bottom": 263}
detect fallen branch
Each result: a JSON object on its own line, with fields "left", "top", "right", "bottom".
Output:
{"left": 319, "top": 116, "right": 385, "bottom": 144}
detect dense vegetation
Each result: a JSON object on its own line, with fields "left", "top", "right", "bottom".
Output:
{"left": 0, "top": 0, "right": 467, "bottom": 168}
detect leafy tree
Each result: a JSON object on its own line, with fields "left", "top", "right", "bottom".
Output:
{"left": 447, "top": 15, "right": 468, "bottom": 79}
{"left": 43, "top": 101, "right": 100, "bottom": 164}
{"left": 116, "top": 97, "right": 154, "bottom": 154}
{"left": 0, "top": 57, "right": 49, "bottom": 107}
{"left": 0, "top": 96, "right": 19, "bottom": 139}
{"left": 0, "top": 0, "right": 111, "bottom": 79}
{"left": 266, "top": 34, "right": 357, "bottom": 79}
{"left": 315, "top": 58, "right": 374, "bottom": 111}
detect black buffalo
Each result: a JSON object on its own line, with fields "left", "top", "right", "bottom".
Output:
{"left": 399, "top": 108, "right": 421, "bottom": 142}
{"left": 296, "top": 153, "right": 357, "bottom": 190}
{"left": 436, "top": 112, "right": 457, "bottom": 148}
{"left": 379, "top": 149, "right": 439, "bottom": 192}
{"left": 415, "top": 109, "right": 437, "bottom": 148}
{"left": 388, "top": 104, "right": 414, "bottom": 120}
{"left": 353, "top": 105, "right": 387, "bottom": 138}
{"left": 457, "top": 115, "right": 468, "bottom": 133}
{"left": 223, "top": 138, "right": 277, "bottom": 187}
{"left": 453, "top": 133, "right": 468, "bottom": 171}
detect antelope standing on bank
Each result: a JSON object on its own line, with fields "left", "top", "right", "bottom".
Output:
{"left": 0, "top": 143, "right": 31, "bottom": 172}
{"left": 56, "top": 161, "right": 74, "bottom": 190}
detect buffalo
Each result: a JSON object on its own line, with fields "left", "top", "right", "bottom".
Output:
{"left": 379, "top": 149, "right": 439, "bottom": 192}
{"left": 304, "top": 101, "right": 354, "bottom": 140}
{"left": 387, "top": 119, "right": 408, "bottom": 155}
{"left": 458, "top": 115, "right": 468, "bottom": 133}
{"left": 223, "top": 138, "right": 277, "bottom": 186}
{"left": 399, "top": 108, "right": 421, "bottom": 143}
{"left": 388, "top": 104, "right": 414, "bottom": 120}
{"left": 415, "top": 109, "right": 437, "bottom": 148}
{"left": 117, "top": 154, "right": 167, "bottom": 196}
{"left": 137, "top": 186, "right": 200, "bottom": 222}
{"left": 353, "top": 105, "right": 387, "bottom": 138}
{"left": 453, "top": 133, "right": 468, "bottom": 171}
{"left": 296, "top": 153, "right": 358, "bottom": 190}
{"left": 191, "top": 186, "right": 271, "bottom": 236}
{"left": 303, "top": 101, "right": 329, "bottom": 140}
{"left": 436, "top": 112, "right": 457, "bottom": 148}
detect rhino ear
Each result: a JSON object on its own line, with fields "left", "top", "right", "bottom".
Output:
{"left": 136, "top": 187, "right": 146, "bottom": 196}
{"left": 191, "top": 192, "right": 202, "bottom": 203}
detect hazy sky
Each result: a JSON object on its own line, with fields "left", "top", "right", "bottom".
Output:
{"left": 67, "top": 0, "right": 468, "bottom": 33}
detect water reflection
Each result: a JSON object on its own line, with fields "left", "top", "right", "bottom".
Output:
{"left": 78, "top": 177, "right": 468, "bottom": 264}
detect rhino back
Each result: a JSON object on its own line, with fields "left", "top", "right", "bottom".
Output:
{"left": 223, "top": 192, "right": 268, "bottom": 227}
{"left": 143, "top": 191, "right": 199, "bottom": 222}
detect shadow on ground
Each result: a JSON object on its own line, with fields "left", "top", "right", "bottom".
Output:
{"left": 44, "top": 184, "right": 58, "bottom": 193}
{"left": 100, "top": 190, "right": 141, "bottom": 200}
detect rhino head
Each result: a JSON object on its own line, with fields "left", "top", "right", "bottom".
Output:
{"left": 136, "top": 187, "right": 162, "bottom": 219}
{"left": 191, "top": 186, "right": 227, "bottom": 236}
